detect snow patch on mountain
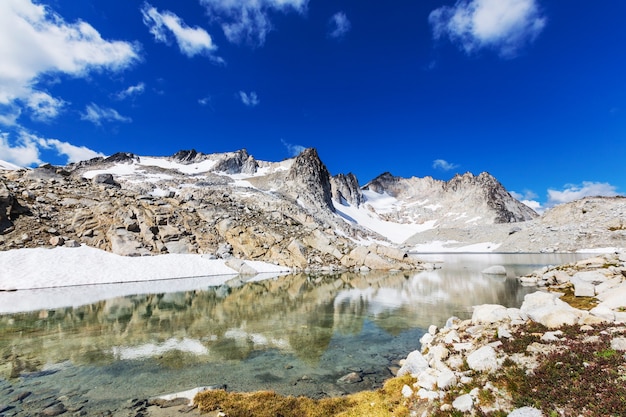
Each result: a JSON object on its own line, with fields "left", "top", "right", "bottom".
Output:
{"left": 0, "top": 160, "right": 23, "bottom": 171}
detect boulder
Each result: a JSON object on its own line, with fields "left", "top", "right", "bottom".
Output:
{"left": 508, "top": 407, "right": 544, "bottom": 417}
{"left": 363, "top": 252, "right": 394, "bottom": 270}
{"left": 520, "top": 291, "right": 583, "bottom": 329}
{"left": 401, "top": 384, "right": 413, "bottom": 398}
{"left": 337, "top": 372, "right": 362, "bottom": 384}
{"left": 225, "top": 259, "right": 258, "bottom": 275}
{"left": 572, "top": 270, "right": 609, "bottom": 284}
{"left": 472, "top": 304, "right": 508, "bottom": 324}
{"left": 570, "top": 276, "right": 595, "bottom": 297}
{"left": 452, "top": 393, "right": 473, "bottom": 412}
{"left": 611, "top": 337, "right": 626, "bottom": 351}
{"left": 416, "top": 368, "right": 439, "bottom": 390}
{"left": 466, "top": 346, "right": 499, "bottom": 373}
{"left": 437, "top": 368, "right": 457, "bottom": 390}
{"left": 397, "top": 350, "right": 429, "bottom": 377}
{"left": 92, "top": 173, "right": 120, "bottom": 187}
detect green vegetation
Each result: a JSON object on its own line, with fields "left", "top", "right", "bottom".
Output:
{"left": 551, "top": 286, "right": 598, "bottom": 310}
{"left": 498, "top": 324, "right": 626, "bottom": 417}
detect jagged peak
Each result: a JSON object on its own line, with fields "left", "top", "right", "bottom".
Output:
{"left": 287, "top": 147, "right": 335, "bottom": 212}
{"left": 104, "top": 152, "right": 139, "bottom": 164}
{"left": 212, "top": 148, "right": 257, "bottom": 175}
{"left": 171, "top": 149, "right": 203, "bottom": 163}
{"left": 331, "top": 172, "right": 362, "bottom": 207}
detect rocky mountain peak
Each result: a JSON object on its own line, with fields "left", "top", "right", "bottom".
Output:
{"left": 171, "top": 149, "right": 202, "bottom": 163}
{"left": 445, "top": 171, "right": 537, "bottom": 223}
{"left": 331, "top": 173, "right": 362, "bottom": 207}
{"left": 104, "top": 152, "right": 139, "bottom": 164}
{"left": 363, "top": 172, "right": 399, "bottom": 195}
{"left": 286, "top": 148, "right": 334, "bottom": 212}
{"left": 212, "top": 149, "right": 258, "bottom": 175}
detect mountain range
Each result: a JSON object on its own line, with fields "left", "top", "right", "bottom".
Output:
{"left": 1, "top": 148, "right": 624, "bottom": 270}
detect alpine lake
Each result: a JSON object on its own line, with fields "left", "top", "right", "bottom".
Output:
{"left": 0, "top": 253, "right": 591, "bottom": 416}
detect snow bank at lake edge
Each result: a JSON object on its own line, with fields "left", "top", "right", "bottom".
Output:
{"left": 0, "top": 245, "right": 290, "bottom": 291}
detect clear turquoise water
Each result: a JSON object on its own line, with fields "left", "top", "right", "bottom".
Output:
{"left": 0, "top": 253, "right": 588, "bottom": 415}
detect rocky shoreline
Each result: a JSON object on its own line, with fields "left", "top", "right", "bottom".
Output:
{"left": 138, "top": 252, "right": 626, "bottom": 416}
{"left": 394, "top": 251, "right": 626, "bottom": 416}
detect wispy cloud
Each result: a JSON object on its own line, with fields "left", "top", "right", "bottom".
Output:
{"left": 432, "top": 159, "right": 459, "bottom": 171}
{"left": 199, "top": 0, "right": 308, "bottom": 46}
{"left": 141, "top": 3, "right": 222, "bottom": 61}
{"left": 281, "top": 138, "right": 305, "bottom": 157}
{"left": 81, "top": 103, "right": 131, "bottom": 126}
{"left": 38, "top": 136, "right": 104, "bottom": 163}
{"left": 239, "top": 91, "right": 260, "bottom": 107}
{"left": 0, "top": 103, "right": 22, "bottom": 126}
{"left": 0, "top": 129, "right": 104, "bottom": 167}
{"left": 25, "top": 91, "right": 66, "bottom": 122}
{"left": 0, "top": 0, "right": 139, "bottom": 121}
{"left": 115, "top": 83, "right": 145, "bottom": 100}
{"left": 547, "top": 181, "right": 620, "bottom": 207}
{"left": 328, "top": 12, "right": 351, "bottom": 39}
{"left": 198, "top": 95, "right": 211, "bottom": 106}
{"left": 429, "top": 0, "right": 546, "bottom": 58}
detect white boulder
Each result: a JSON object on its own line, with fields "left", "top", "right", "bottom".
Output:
{"left": 472, "top": 304, "right": 508, "bottom": 324}
{"left": 466, "top": 346, "right": 499, "bottom": 373}
{"left": 452, "top": 393, "right": 473, "bottom": 412}
{"left": 397, "top": 350, "right": 429, "bottom": 377}
{"left": 508, "top": 406, "right": 544, "bottom": 417}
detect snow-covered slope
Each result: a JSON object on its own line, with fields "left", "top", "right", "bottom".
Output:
{"left": 0, "top": 159, "right": 22, "bottom": 171}
{"left": 68, "top": 149, "right": 538, "bottom": 247}
{"left": 331, "top": 171, "right": 538, "bottom": 245}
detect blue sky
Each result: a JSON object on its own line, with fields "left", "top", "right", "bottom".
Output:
{"left": 1, "top": 0, "right": 625, "bottom": 211}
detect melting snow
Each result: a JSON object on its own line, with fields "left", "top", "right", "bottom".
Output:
{"left": 334, "top": 202, "right": 436, "bottom": 244}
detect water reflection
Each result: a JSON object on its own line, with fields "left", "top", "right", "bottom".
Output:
{"left": 0, "top": 253, "right": 589, "bottom": 411}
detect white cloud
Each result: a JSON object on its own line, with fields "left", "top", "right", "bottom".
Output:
{"left": 0, "top": 0, "right": 139, "bottom": 113}
{"left": 38, "top": 137, "right": 104, "bottom": 163}
{"left": 521, "top": 199, "right": 542, "bottom": 213}
{"left": 429, "top": 0, "right": 546, "bottom": 57}
{"left": 0, "top": 129, "right": 104, "bottom": 166}
{"left": 281, "top": 138, "right": 305, "bottom": 157}
{"left": 81, "top": 103, "right": 131, "bottom": 126}
{"left": 0, "top": 130, "right": 41, "bottom": 166}
{"left": 141, "top": 3, "right": 222, "bottom": 61}
{"left": 239, "top": 91, "right": 260, "bottom": 107}
{"left": 115, "top": 83, "right": 145, "bottom": 100}
{"left": 511, "top": 190, "right": 542, "bottom": 213}
{"left": 200, "top": 0, "right": 308, "bottom": 46}
{"left": 547, "top": 181, "right": 620, "bottom": 206}
{"left": 328, "top": 12, "right": 351, "bottom": 39}
{"left": 432, "top": 159, "right": 459, "bottom": 171}
{"left": 25, "top": 91, "right": 66, "bottom": 121}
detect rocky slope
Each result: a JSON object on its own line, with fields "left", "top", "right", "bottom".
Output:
{"left": 1, "top": 148, "right": 624, "bottom": 269}
{"left": 361, "top": 171, "right": 538, "bottom": 227}
{"left": 395, "top": 251, "right": 626, "bottom": 416}
{"left": 0, "top": 149, "right": 421, "bottom": 270}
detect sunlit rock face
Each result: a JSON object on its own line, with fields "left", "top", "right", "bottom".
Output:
{"left": 0, "top": 148, "right": 422, "bottom": 270}
{"left": 2, "top": 147, "right": 623, "bottom": 263}
{"left": 362, "top": 171, "right": 537, "bottom": 228}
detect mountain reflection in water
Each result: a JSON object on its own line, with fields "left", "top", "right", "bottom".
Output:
{"left": 0, "top": 253, "right": 587, "bottom": 411}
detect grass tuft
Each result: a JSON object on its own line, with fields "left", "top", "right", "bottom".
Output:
{"left": 194, "top": 375, "right": 416, "bottom": 417}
